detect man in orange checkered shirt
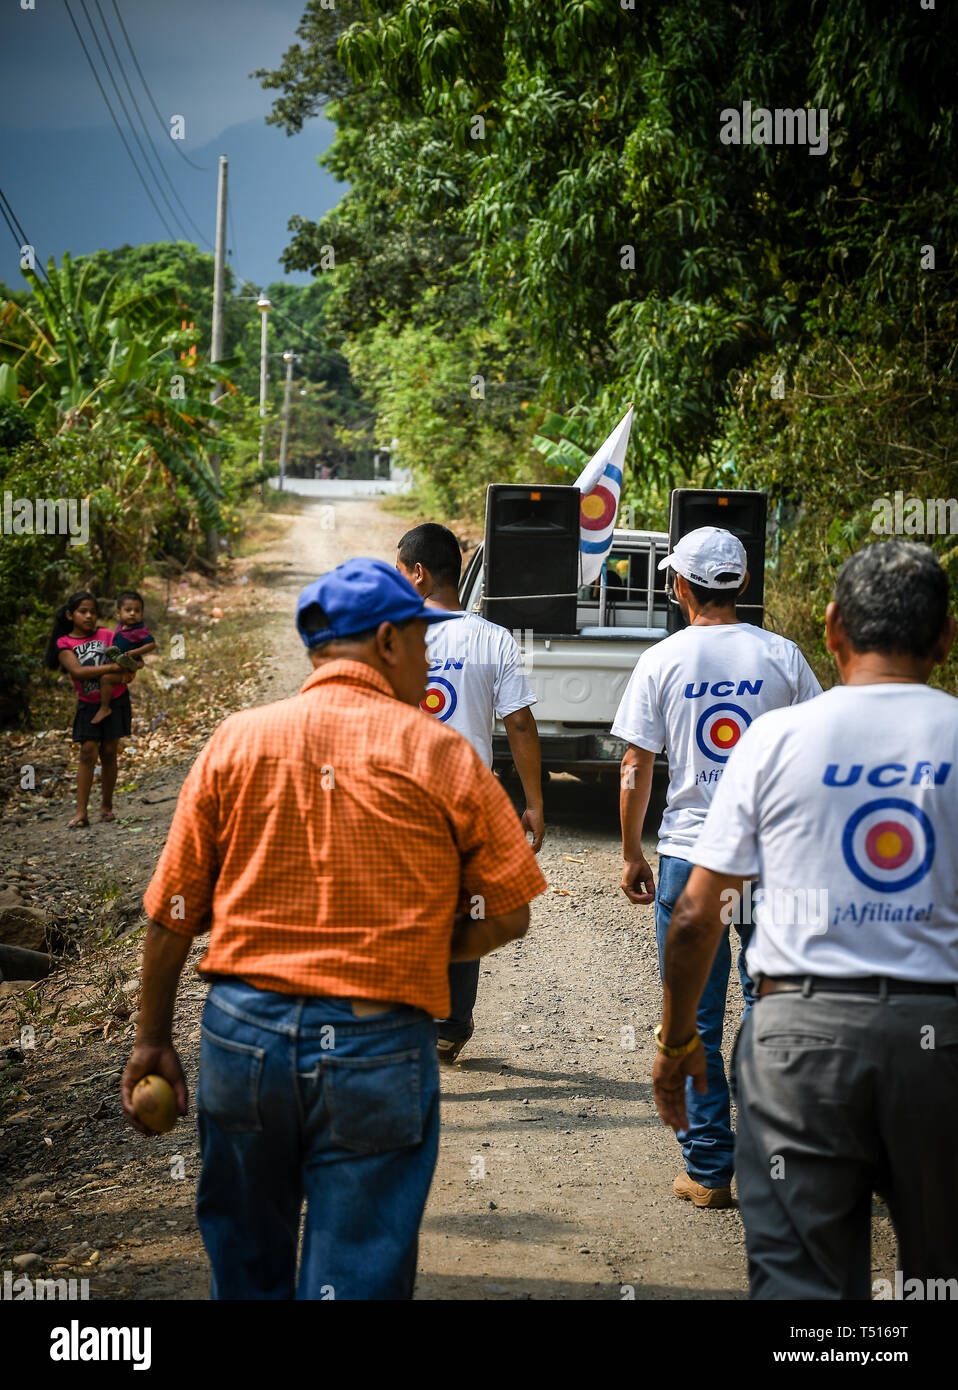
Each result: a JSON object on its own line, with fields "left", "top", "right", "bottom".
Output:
{"left": 120, "top": 558, "right": 546, "bottom": 1300}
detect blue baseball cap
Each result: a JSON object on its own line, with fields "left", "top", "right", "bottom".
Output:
{"left": 296, "top": 557, "right": 463, "bottom": 648}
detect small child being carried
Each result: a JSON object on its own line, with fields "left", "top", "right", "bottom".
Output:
{"left": 91, "top": 589, "right": 157, "bottom": 726}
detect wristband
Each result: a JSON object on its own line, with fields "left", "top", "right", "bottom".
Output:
{"left": 654, "top": 1024, "right": 701, "bottom": 1058}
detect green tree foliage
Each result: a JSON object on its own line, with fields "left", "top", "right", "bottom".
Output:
{"left": 68, "top": 242, "right": 239, "bottom": 360}
{"left": 348, "top": 312, "right": 543, "bottom": 514}
{"left": 67, "top": 245, "right": 375, "bottom": 478}
{"left": 254, "top": 0, "right": 358, "bottom": 123}
{"left": 0, "top": 253, "right": 243, "bottom": 525}
{"left": 0, "top": 397, "right": 34, "bottom": 450}
{"left": 0, "top": 254, "right": 262, "bottom": 719}
{"left": 330, "top": 2, "right": 956, "bottom": 460}
{"left": 263, "top": 0, "right": 958, "bottom": 677}
{"left": 229, "top": 277, "right": 374, "bottom": 477}
{"left": 0, "top": 428, "right": 128, "bottom": 723}
{"left": 721, "top": 318, "right": 958, "bottom": 685}
{"left": 258, "top": 0, "right": 542, "bottom": 512}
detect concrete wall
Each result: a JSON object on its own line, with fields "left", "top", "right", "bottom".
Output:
{"left": 268, "top": 473, "right": 412, "bottom": 499}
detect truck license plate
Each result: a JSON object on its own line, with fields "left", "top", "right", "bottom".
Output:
{"left": 595, "top": 735, "right": 627, "bottom": 760}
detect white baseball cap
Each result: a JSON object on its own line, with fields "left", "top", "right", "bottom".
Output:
{"left": 657, "top": 526, "right": 748, "bottom": 589}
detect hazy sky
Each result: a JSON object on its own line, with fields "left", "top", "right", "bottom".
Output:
{"left": 0, "top": 0, "right": 340, "bottom": 288}
{"left": 2, "top": 0, "right": 312, "bottom": 143}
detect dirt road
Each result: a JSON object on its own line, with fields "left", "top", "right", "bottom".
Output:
{"left": 0, "top": 497, "right": 897, "bottom": 1299}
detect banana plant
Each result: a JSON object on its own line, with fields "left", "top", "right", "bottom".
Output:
{"left": 0, "top": 253, "right": 244, "bottom": 528}
{"left": 532, "top": 411, "right": 593, "bottom": 477}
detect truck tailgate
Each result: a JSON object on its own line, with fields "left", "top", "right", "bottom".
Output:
{"left": 524, "top": 633, "right": 653, "bottom": 724}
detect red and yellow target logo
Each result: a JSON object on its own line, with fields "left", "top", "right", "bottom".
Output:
{"left": 695, "top": 702, "right": 751, "bottom": 764}
{"left": 841, "top": 798, "right": 935, "bottom": 893}
{"left": 865, "top": 821, "right": 913, "bottom": 870}
{"left": 580, "top": 485, "right": 618, "bottom": 532}
{"left": 709, "top": 716, "right": 741, "bottom": 751}
{"left": 420, "top": 676, "right": 458, "bottom": 722}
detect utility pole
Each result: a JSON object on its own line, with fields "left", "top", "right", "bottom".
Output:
{"left": 256, "top": 294, "right": 271, "bottom": 503}
{"left": 207, "top": 154, "right": 228, "bottom": 559}
{"left": 278, "top": 349, "right": 296, "bottom": 491}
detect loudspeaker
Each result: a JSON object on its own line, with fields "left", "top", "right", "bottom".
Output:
{"left": 482, "top": 484, "right": 580, "bottom": 633}
{"left": 665, "top": 488, "right": 768, "bottom": 632}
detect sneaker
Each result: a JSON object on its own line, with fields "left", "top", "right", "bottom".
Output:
{"left": 436, "top": 1017, "right": 474, "bottom": 1065}
{"left": 673, "top": 1172, "right": 733, "bottom": 1209}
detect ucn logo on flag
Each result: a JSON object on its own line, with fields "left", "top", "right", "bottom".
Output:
{"left": 574, "top": 406, "right": 634, "bottom": 585}
{"left": 580, "top": 486, "right": 618, "bottom": 543}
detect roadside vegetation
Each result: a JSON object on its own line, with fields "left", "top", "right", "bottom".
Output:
{"left": 3, "top": 2, "right": 956, "bottom": 725}
{"left": 257, "top": 0, "right": 957, "bottom": 687}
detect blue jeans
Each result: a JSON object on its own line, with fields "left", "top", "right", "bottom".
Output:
{"left": 655, "top": 855, "right": 755, "bottom": 1188}
{"left": 436, "top": 959, "right": 480, "bottom": 1042}
{"left": 195, "top": 980, "right": 440, "bottom": 1300}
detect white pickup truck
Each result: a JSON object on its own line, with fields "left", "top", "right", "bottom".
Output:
{"left": 459, "top": 527, "right": 671, "bottom": 782}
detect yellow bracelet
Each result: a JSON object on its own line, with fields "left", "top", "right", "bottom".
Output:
{"left": 654, "top": 1024, "right": 702, "bottom": 1058}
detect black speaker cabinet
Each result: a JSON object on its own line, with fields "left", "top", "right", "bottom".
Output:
{"left": 482, "top": 484, "right": 580, "bottom": 633}
{"left": 666, "top": 488, "right": 768, "bottom": 633}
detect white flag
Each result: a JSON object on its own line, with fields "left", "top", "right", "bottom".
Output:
{"left": 574, "top": 405, "right": 633, "bottom": 586}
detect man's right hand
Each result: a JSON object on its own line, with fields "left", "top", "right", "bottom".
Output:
{"left": 520, "top": 804, "right": 545, "bottom": 854}
{"left": 621, "top": 856, "right": 656, "bottom": 905}
{"left": 121, "top": 1042, "right": 188, "bottom": 1137}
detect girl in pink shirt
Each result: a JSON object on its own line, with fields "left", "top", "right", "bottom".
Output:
{"left": 45, "top": 590, "right": 134, "bottom": 828}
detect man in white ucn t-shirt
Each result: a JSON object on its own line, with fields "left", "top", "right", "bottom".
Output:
{"left": 652, "top": 540, "right": 958, "bottom": 1300}
{"left": 613, "top": 526, "right": 822, "bottom": 1209}
{"left": 397, "top": 523, "right": 544, "bottom": 1062}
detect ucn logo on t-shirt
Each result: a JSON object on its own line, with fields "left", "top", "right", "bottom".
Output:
{"left": 421, "top": 677, "right": 458, "bottom": 722}
{"left": 421, "top": 656, "right": 465, "bottom": 722}
{"left": 685, "top": 678, "right": 764, "bottom": 764}
{"left": 824, "top": 760, "right": 949, "bottom": 896}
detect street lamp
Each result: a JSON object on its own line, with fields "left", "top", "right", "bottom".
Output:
{"left": 278, "top": 349, "right": 299, "bottom": 491}
{"left": 256, "top": 295, "right": 271, "bottom": 498}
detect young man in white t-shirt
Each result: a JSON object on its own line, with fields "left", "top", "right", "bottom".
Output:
{"left": 652, "top": 541, "right": 958, "bottom": 1299}
{"left": 397, "top": 523, "right": 545, "bottom": 1061}
{"left": 613, "top": 526, "right": 822, "bottom": 1208}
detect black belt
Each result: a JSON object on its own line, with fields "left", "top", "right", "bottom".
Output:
{"left": 759, "top": 975, "right": 958, "bottom": 998}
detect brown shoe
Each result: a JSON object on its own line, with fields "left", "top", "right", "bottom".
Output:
{"left": 436, "top": 1016, "right": 474, "bottom": 1064}
{"left": 436, "top": 1036, "right": 468, "bottom": 1064}
{"left": 673, "top": 1172, "right": 733, "bottom": 1209}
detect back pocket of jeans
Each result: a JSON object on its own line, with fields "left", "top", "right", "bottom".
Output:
{"left": 756, "top": 1031, "right": 837, "bottom": 1049}
{"left": 323, "top": 1048, "right": 423, "bottom": 1155}
{"left": 197, "top": 1025, "right": 266, "bottom": 1133}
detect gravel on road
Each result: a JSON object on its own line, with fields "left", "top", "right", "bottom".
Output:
{"left": 0, "top": 499, "right": 898, "bottom": 1299}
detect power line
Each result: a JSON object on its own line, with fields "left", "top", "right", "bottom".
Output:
{"left": 261, "top": 299, "right": 323, "bottom": 350}
{"left": 0, "top": 185, "right": 59, "bottom": 305}
{"left": 110, "top": 0, "right": 212, "bottom": 173}
{"left": 0, "top": 187, "right": 29, "bottom": 255}
{"left": 0, "top": 197, "right": 24, "bottom": 262}
{"left": 0, "top": 183, "right": 98, "bottom": 359}
{"left": 5, "top": 189, "right": 323, "bottom": 392}
{"left": 93, "top": 0, "right": 212, "bottom": 249}
{"left": 3, "top": 173, "right": 325, "bottom": 364}
{"left": 63, "top": 0, "right": 178, "bottom": 241}
{"left": 99, "top": 0, "right": 333, "bottom": 354}
{"left": 77, "top": 0, "right": 192, "bottom": 243}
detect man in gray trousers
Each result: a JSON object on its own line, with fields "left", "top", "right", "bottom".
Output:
{"left": 650, "top": 540, "right": 958, "bottom": 1299}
